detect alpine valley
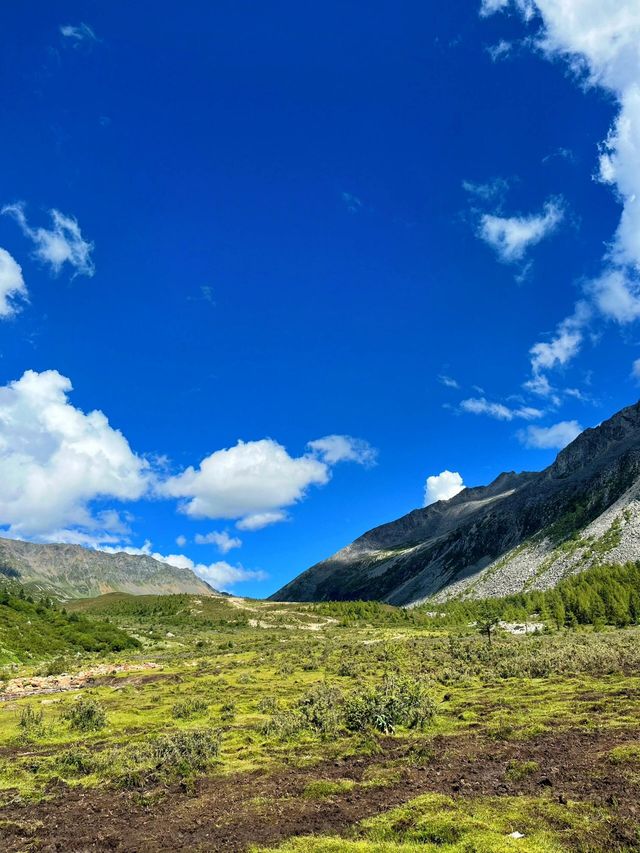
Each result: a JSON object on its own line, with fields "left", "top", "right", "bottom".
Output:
{"left": 272, "top": 399, "right": 640, "bottom": 605}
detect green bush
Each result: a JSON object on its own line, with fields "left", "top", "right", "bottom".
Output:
{"left": 62, "top": 696, "right": 107, "bottom": 732}
{"left": 345, "top": 676, "right": 436, "bottom": 735}
{"left": 18, "top": 705, "right": 46, "bottom": 739}
{"left": 171, "top": 698, "right": 209, "bottom": 719}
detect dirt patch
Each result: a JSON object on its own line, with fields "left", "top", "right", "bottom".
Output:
{"left": 0, "top": 663, "right": 162, "bottom": 702}
{"left": 1, "top": 726, "right": 639, "bottom": 852}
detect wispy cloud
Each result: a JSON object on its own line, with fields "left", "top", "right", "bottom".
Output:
{"left": 2, "top": 203, "right": 94, "bottom": 278}
{"left": 460, "top": 396, "right": 543, "bottom": 421}
{"left": 518, "top": 420, "right": 583, "bottom": 450}
{"left": 341, "top": 192, "right": 363, "bottom": 213}
{"left": 477, "top": 198, "right": 564, "bottom": 263}
{"left": 483, "top": 1, "right": 640, "bottom": 388}
{"left": 438, "top": 374, "right": 460, "bottom": 389}
{"left": 60, "top": 23, "right": 98, "bottom": 46}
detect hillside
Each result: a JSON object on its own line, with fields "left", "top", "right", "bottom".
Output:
{"left": 0, "top": 538, "right": 217, "bottom": 601}
{"left": 272, "top": 399, "right": 640, "bottom": 606}
{"left": 0, "top": 585, "right": 139, "bottom": 665}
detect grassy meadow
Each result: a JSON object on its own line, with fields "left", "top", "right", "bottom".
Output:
{"left": 0, "top": 589, "right": 639, "bottom": 851}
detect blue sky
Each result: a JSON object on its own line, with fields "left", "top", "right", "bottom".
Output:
{"left": 1, "top": 1, "right": 639, "bottom": 596}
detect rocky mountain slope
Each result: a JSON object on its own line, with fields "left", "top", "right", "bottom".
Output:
{"left": 0, "top": 538, "right": 217, "bottom": 601}
{"left": 272, "top": 399, "right": 640, "bottom": 606}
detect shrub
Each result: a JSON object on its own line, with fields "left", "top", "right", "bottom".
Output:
{"left": 62, "top": 696, "right": 107, "bottom": 732}
{"left": 345, "top": 676, "right": 436, "bottom": 735}
{"left": 56, "top": 747, "right": 96, "bottom": 776}
{"left": 220, "top": 701, "right": 236, "bottom": 721}
{"left": 259, "top": 709, "right": 305, "bottom": 740}
{"left": 297, "top": 683, "right": 343, "bottom": 737}
{"left": 150, "top": 728, "right": 221, "bottom": 772}
{"left": 18, "top": 705, "right": 45, "bottom": 739}
{"left": 171, "top": 698, "right": 208, "bottom": 719}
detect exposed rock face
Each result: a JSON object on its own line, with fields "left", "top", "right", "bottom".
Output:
{"left": 271, "top": 400, "right": 640, "bottom": 605}
{"left": 0, "top": 538, "right": 217, "bottom": 600}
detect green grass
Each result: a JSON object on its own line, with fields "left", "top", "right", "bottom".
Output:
{"left": 0, "top": 588, "right": 639, "bottom": 851}
{"left": 252, "top": 793, "right": 613, "bottom": 852}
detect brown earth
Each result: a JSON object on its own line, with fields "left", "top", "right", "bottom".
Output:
{"left": 0, "top": 663, "right": 163, "bottom": 702}
{"left": 1, "top": 727, "right": 639, "bottom": 852}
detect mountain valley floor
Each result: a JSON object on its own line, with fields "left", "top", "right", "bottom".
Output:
{"left": 0, "top": 592, "right": 639, "bottom": 852}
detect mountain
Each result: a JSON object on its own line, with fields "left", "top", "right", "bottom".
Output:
{"left": 0, "top": 538, "right": 217, "bottom": 601}
{"left": 272, "top": 400, "right": 640, "bottom": 606}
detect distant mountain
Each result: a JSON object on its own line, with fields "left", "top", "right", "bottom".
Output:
{"left": 272, "top": 400, "right": 640, "bottom": 606}
{"left": 0, "top": 538, "right": 217, "bottom": 601}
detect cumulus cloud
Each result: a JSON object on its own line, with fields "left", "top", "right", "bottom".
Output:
{"left": 518, "top": 419, "right": 583, "bottom": 449}
{"left": 2, "top": 203, "right": 94, "bottom": 277}
{"left": 424, "top": 470, "right": 465, "bottom": 506}
{"left": 460, "top": 397, "right": 543, "bottom": 421}
{"left": 176, "top": 534, "right": 187, "bottom": 547}
{"left": 477, "top": 198, "right": 564, "bottom": 263}
{"left": 194, "top": 530, "right": 242, "bottom": 553}
{"left": 307, "top": 435, "right": 377, "bottom": 467}
{"left": 0, "top": 369, "right": 149, "bottom": 539}
{"left": 0, "top": 249, "right": 28, "bottom": 317}
{"left": 160, "top": 434, "right": 375, "bottom": 528}
{"left": 101, "top": 540, "right": 264, "bottom": 592}
{"left": 631, "top": 359, "right": 640, "bottom": 383}
{"left": 160, "top": 439, "right": 329, "bottom": 523}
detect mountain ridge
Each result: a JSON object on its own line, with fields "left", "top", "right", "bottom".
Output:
{"left": 271, "top": 399, "right": 640, "bottom": 606}
{"left": 0, "top": 537, "right": 217, "bottom": 601}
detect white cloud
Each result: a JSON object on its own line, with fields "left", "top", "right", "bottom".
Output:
{"left": 190, "top": 560, "right": 266, "bottom": 590}
{"left": 480, "top": 0, "right": 535, "bottom": 17}
{"left": 460, "top": 397, "right": 543, "bottom": 420}
{"left": 462, "top": 177, "right": 510, "bottom": 201}
{"left": 160, "top": 439, "right": 329, "bottom": 524}
{"left": 236, "top": 511, "right": 289, "bottom": 531}
{"left": 523, "top": 372, "right": 555, "bottom": 397}
{"left": 424, "top": 470, "right": 465, "bottom": 506}
{"left": 438, "top": 374, "right": 460, "bottom": 389}
{"left": 100, "top": 540, "right": 264, "bottom": 592}
{"left": 484, "top": 1, "right": 640, "bottom": 373}
{"left": 307, "top": 434, "right": 377, "bottom": 467}
{"left": 160, "top": 434, "right": 375, "bottom": 528}
{"left": 518, "top": 419, "right": 583, "bottom": 449}
{"left": 477, "top": 199, "right": 564, "bottom": 263}
{"left": 587, "top": 268, "right": 640, "bottom": 324}
{"left": 60, "top": 23, "right": 97, "bottom": 44}
{"left": 0, "top": 249, "right": 27, "bottom": 317}
{"left": 176, "top": 534, "right": 187, "bottom": 547}
{"left": 631, "top": 358, "right": 640, "bottom": 383}
{"left": 0, "top": 369, "right": 149, "bottom": 539}
{"left": 527, "top": 301, "right": 591, "bottom": 392}
{"left": 2, "top": 203, "right": 94, "bottom": 277}
{"left": 487, "top": 40, "right": 514, "bottom": 61}
{"left": 194, "top": 530, "right": 242, "bottom": 553}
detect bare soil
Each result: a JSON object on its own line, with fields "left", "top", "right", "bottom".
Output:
{"left": 1, "top": 726, "right": 639, "bottom": 852}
